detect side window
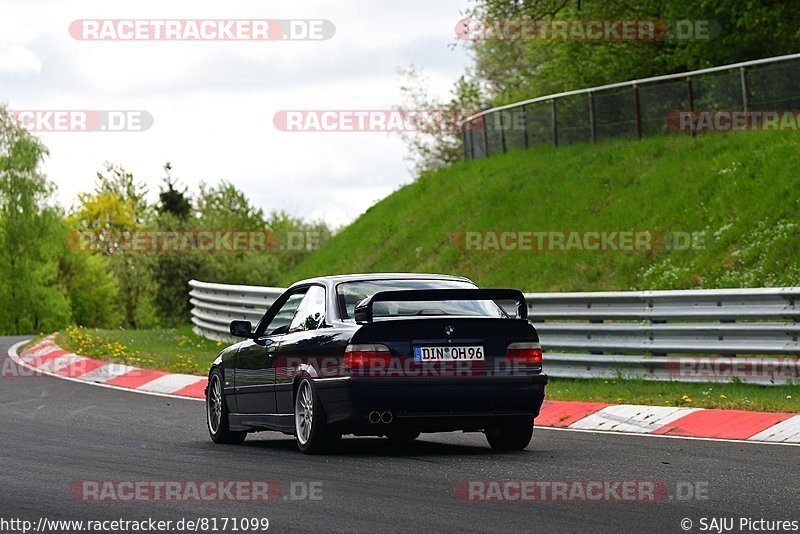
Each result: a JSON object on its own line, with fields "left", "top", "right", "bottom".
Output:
{"left": 264, "top": 289, "right": 309, "bottom": 335}
{"left": 289, "top": 286, "right": 326, "bottom": 333}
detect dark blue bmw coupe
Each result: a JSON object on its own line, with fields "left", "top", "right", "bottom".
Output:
{"left": 206, "top": 273, "right": 547, "bottom": 453}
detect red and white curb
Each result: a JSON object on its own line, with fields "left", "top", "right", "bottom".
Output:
{"left": 10, "top": 336, "right": 206, "bottom": 400}
{"left": 9, "top": 336, "right": 799, "bottom": 445}
{"left": 535, "top": 401, "right": 800, "bottom": 444}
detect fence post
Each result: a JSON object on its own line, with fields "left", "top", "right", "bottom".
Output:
{"left": 523, "top": 106, "right": 529, "bottom": 149}
{"left": 551, "top": 99, "right": 558, "bottom": 146}
{"left": 588, "top": 92, "right": 596, "bottom": 143}
{"left": 632, "top": 84, "right": 642, "bottom": 139}
{"left": 499, "top": 111, "right": 507, "bottom": 153}
{"left": 740, "top": 66, "right": 749, "bottom": 113}
{"left": 482, "top": 115, "right": 490, "bottom": 157}
{"left": 461, "top": 126, "right": 468, "bottom": 161}
{"left": 687, "top": 76, "right": 696, "bottom": 138}
{"left": 469, "top": 122, "right": 475, "bottom": 160}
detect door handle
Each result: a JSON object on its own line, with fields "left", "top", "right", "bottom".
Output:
{"left": 255, "top": 337, "right": 274, "bottom": 347}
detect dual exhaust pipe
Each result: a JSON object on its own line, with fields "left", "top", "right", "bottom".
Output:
{"left": 368, "top": 411, "right": 393, "bottom": 424}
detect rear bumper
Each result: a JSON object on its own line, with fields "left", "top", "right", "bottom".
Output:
{"left": 315, "top": 374, "right": 547, "bottom": 434}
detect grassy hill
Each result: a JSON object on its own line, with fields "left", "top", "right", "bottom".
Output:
{"left": 285, "top": 133, "right": 800, "bottom": 291}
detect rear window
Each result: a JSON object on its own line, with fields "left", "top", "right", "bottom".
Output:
{"left": 337, "top": 279, "right": 507, "bottom": 320}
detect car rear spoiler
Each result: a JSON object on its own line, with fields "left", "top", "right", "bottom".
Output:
{"left": 353, "top": 288, "right": 528, "bottom": 323}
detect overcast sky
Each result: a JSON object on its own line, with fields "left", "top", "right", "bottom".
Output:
{"left": 1, "top": 0, "right": 472, "bottom": 228}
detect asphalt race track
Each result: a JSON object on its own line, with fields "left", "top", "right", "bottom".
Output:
{"left": 2, "top": 336, "right": 798, "bottom": 533}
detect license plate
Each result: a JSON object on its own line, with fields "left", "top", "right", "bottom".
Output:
{"left": 413, "top": 345, "right": 485, "bottom": 362}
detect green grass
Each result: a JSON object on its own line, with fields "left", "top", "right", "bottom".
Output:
{"left": 284, "top": 132, "right": 800, "bottom": 290}
{"left": 547, "top": 377, "right": 799, "bottom": 413}
{"left": 55, "top": 325, "right": 221, "bottom": 376}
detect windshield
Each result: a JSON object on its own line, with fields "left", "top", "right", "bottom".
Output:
{"left": 337, "top": 279, "right": 507, "bottom": 320}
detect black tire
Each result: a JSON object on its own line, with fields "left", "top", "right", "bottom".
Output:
{"left": 386, "top": 429, "right": 421, "bottom": 442}
{"left": 485, "top": 420, "right": 533, "bottom": 451}
{"left": 207, "top": 368, "right": 246, "bottom": 444}
{"left": 294, "top": 378, "right": 341, "bottom": 454}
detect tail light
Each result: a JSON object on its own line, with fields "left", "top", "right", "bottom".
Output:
{"left": 505, "top": 342, "right": 543, "bottom": 365}
{"left": 342, "top": 344, "right": 393, "bottom": 369}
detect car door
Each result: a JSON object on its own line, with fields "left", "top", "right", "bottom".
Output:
{"left": 234, "top": 288, "right": 309, "bottom": 414}
{"left": 274, "top": 285, "right": 333, "bottom": 414}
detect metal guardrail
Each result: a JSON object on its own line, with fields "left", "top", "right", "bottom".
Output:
{"left": 461, "top": 53, "right": 800, "bottom": 159}
{"left": 526, "top": 288, "right": 800, "bottom": 385}
{"left": 189, "top": 280, "right": 799, "bottom": 384}
{"left": 189, "top": 280, "right": 284, "bottom": 341}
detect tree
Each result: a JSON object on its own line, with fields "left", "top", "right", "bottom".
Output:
{"left": 68, "top": 165, "right": 159, "bottom": 329}
{"left": 265, "top": 210, "right": 333, "bottom": 274}
{"left": 192, "top": 180, "right": 278, "bottom": 285}
{"left": 468, "top": 0, "right": 800, "bottom": 105}
{"left": 94, "top": 162, "right": 152, "bottom": 225}
{"left": 194, "top": 180, "right": 266, "bottom": 230}
{"left": 150, "top": 211, "right": 206, "bottom": 326}
{"left": 395, "top": 65, "right": 485, "bottom": 176}
{"left": 151, "top": 165, "right": 201, "bottom": 325}
{"left": 0, "top": 107, "right": 71, "bottom": 334}
{"left": 158, "top": 162, "right": 192, "bottom": 219}
{"left": 68, "top": 191, "right": 138, "bottom": 253}
{"left": 59, "top": 251, "right": 121, "bottom": 328}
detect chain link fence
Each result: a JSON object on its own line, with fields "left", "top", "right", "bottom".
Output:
{"left": 462, "top": 53, "right": 800, "bottom": 159}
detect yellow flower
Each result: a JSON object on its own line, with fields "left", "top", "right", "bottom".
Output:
{"left": 719, "top": 394, "right": 727, "bottom": 399}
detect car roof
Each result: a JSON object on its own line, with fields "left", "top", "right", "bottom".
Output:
{"left": 289, "top": 273, "right": 474, "bottom": 289}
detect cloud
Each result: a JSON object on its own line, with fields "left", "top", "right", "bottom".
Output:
{"left": 0, "top": 46, "right": 42, "bottom": 75}
{"left": 1, "top": 0, "right": 472, "bottom": 227}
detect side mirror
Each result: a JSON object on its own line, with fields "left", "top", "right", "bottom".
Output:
{"left": 230, "top": 320, "right": 254, "bottom": 338}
